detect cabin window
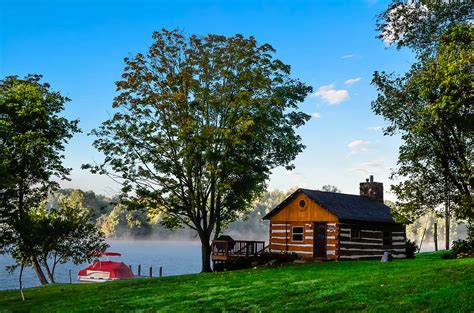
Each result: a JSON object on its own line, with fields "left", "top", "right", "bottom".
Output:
{"left": 299, "top": 200, "right": 306, "bottom": 208}
{"left": 351, "top": 229, "right": 361, "bottom": 240}
{"left": 383, "top": 232, "right": 392, "bottom": 246}
{"left": 292, "top": 226, "right": 304, "bottom": 242}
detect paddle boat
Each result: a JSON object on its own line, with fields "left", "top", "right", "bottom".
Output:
{"left": 77, "top": 252, "right": 134, "bottom": 283}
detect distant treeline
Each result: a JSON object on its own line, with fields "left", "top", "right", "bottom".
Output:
{"left": 48, "top": 189, "right": 468, "bottom": 245}
{"left": 46, "top": 189, "right": 292, "bottom": 241}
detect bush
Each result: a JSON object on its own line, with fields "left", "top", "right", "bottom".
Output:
{"left": 405, "top": 240, "right": 418, "bottom": 258}
{"left": 441, "top": 239, "right": 473, "bottom": 259}
{"left": 451, "top": 239, "right": 474, "bottom": 258}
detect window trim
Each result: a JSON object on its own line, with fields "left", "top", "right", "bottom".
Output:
{"left": 292, "top": 226, "right": 304, "bottom": 242}
{"left": 383, "top": 231, "right": 392, "bottom": 247}
{"left": 351, "top": 229, "right": 361, "bottom": 241}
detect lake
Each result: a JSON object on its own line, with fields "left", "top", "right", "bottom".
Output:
{"left": 0, "top": 240, "right": 202, "bottom": 291}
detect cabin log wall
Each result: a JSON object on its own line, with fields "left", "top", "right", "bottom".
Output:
{"left": 269, "top": 222, "right": 313, "bottom": 256}
{"left": 338, "top": 221, "right": 406, "bottom": 260}
{"left": 269, "top": 194, "right": 339, "bottom": 259}
{"left": 269, "top": 221, "right": 340, "bottom": 259}
{"left": 325, "top": 222, "right": 339, "bottom": 260}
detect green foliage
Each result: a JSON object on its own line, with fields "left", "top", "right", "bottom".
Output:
{"left": 0, "top": 252, "right": 472, "bottom": 312}
{"left": 0, "top": 74, "right": 81, "bottom": 284}
{"left": 47, "top": 189, "right": 115, "bottom": 221}
{"left": 372, "top": 24, "right": 473, "bottom": 222}
{"left": 405, "top": 239, "right": 418, "bottom": 259}
{"left": 443, "top": 239, "right": 474, "bottom": 259}
{"left": 376, "top": 0, "right": 473, "bottom": 57}
{"left": 96, "top": 203, "right": 152, "bottom": 238}
{"left": 84, "top": 29, "right": 312, "bottom": 271}
{"left": 4, "top": 185, "right": 108, "bottom": 284}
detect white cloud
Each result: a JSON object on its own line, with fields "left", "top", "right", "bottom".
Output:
{"left": 311, "top": 112, "right": 321, "bottom": 119}
{"left": 367, "top": 126, "right": 383, "bottom": 132}
{"left": 344, "top": 77, "right": 361, "bottom": 85}
{"left": 349, "top": 159, "right": 386, "bottom": 175}
{"left": 341, "top": 54, "right": 355, "bottom": 59}
{"left": 347, "top": 139, "right": 370, "bottom": 155}
{"left": 312, "top": 84, "right": 349, "bottom": 105}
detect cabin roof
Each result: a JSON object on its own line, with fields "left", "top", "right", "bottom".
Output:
{"left": 263, "top": 188, "right": 396, "bottom": 223}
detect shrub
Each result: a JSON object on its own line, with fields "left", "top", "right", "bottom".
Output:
{"left": 451, "top": 239, "right": 474, "bottom": 258}
{"left": 405, "top": 239, "right": 418, "bottom": 258}
{"left": 441, "top": 239, "right": 474, "bottom": 259}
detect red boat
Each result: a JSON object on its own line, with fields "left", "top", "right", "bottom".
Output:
{"left": 77, "top": 252, "right": 134, "bottom": 282}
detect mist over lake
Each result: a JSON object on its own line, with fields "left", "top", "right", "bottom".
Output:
{"left": 0, "top": 240, "right": 202, "bottom": 291}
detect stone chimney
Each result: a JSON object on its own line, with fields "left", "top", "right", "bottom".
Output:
{"left": 359, "top": 175, "right": 384, "bottom": 202}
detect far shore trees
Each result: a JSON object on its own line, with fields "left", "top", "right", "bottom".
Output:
{"left": 373, "top": 1, "right": 473, "bottom": 247}
{"left": 84, "top": 29, "right": 312, "bottom": 272}
{"left": 0, "top": 75, "right": 106, "bottom": 287}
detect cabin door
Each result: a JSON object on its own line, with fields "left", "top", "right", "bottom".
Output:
{"left": 313, "top": 222, "right": 327, "bottom": 258}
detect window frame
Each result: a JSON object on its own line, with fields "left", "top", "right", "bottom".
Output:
{"left": 292, "top": 226, "right": 304, "bottom": 242}
{"left": 351, "top": 229, "right": 361, "bottom": 241}
{"left": 383, "top": 231, "right": 392, "bottom": 247}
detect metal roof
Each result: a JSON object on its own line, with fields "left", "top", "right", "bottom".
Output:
{"left": 262, "top": 188, "right": 396, "bottom": 223}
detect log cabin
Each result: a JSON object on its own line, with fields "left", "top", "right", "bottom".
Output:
{"left": 263, "top": 176, "right": 407, "bottom": 260}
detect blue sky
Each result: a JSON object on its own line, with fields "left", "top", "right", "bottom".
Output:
{"left": 0, "top": 0, "right": 414, "bottom": 199}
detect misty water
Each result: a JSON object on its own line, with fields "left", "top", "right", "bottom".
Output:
{"left": 0, "top": 240, "right": 202, "bottom": 291}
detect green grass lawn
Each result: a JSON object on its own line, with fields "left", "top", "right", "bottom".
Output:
{"left": 0, "top": 252, "right": 472, "bottom": 312}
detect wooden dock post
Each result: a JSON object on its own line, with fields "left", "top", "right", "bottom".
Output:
{"left": 159, "top": 266, "right": 163, "bottom": 277}
{"left": 149, "top": 266, "right": 152, "bottom": 278}
{"left": 138, "top": 264, "right": 141, "bottom": 276}
{"left": 69, "top": 270, "right": 72, "bottom": 284}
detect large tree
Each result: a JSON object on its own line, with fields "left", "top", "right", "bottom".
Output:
{"left": 373, "top": 17, "right": 473, "bottom": 247}
{"left": 376, "top": 0, "right": 473, "bottom": 57}
{"left": 84, "top": 29, "right": 312, "bottom": 272}
{"left": 0, "top": 75, "right": 81, "bottom": 284}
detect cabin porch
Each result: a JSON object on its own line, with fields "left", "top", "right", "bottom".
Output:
{"left": 211, "top": 240, "right": 267, "bottom": 262}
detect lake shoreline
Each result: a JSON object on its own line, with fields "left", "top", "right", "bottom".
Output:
{"left": 0, "top": 240, "right": 202, "bottom": 291}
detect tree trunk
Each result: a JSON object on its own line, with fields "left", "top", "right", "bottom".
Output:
{"left": 444, "top": 175, "right": 450, "bottom": 250}
{"left": 445, "top": 208, "right": 450, "bottom": 250}
{"left": 31, "top": 256, "right": 48, "bottom": 285}
{"left": 199, "top": 232, "right": 212, "bottom": 273}
{"left": 43, "top": 259, "right": 55, "bottom": 284}
{"left": 19, "top": 263, "right": 25, "bottom": 301}
{"left": 434, "top": 222, "right": 438, "bottom": 251}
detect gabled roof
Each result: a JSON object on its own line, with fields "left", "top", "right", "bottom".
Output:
{"left": 263, "top": 188, "right": 396, "bottom": 223}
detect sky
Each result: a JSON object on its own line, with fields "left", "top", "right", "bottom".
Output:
{"left": 0, "top": 0, "right": 414, "bottom": 200}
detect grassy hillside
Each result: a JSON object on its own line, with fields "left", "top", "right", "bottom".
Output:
{"left": 0, "top": 252, "right": 472, "bottom": 312}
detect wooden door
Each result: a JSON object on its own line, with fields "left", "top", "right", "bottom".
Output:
{"left": 313, "top": 222, "right": 327, "bottom": 258}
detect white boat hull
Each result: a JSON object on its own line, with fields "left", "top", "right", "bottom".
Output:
{"left": 77, "top": 276, "right": 113, "bottom": 283}
{"left": 78, "top": 270, "right": 118, "bottom": 283}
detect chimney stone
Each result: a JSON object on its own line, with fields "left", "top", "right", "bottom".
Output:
{"left": 360, "top": 175, "right": 384, "bottom": 202}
